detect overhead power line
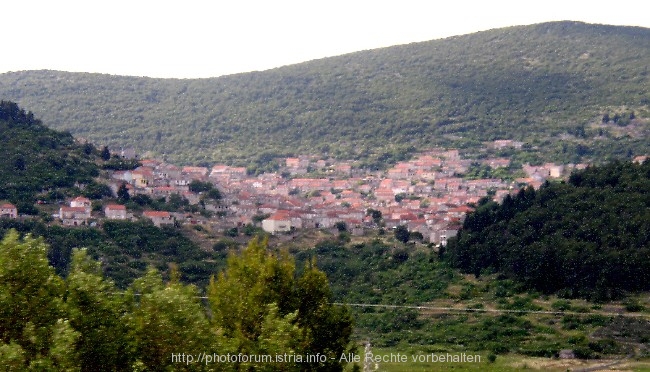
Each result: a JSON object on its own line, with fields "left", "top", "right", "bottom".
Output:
{"left": 121, "top": 293, "right": 650, "bottom": 319}
{"left": 332, "top": 302, "right": 650, "bottom": 319}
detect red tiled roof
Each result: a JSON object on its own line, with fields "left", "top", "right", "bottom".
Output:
{"left": 143, "top": 211, "right": 171, "bottom": 218}
{"left": 267, "top": 211, "right": 291, "bottom": 221}
{"left": 449, "top": 205, "right": 474, "bottom": 213}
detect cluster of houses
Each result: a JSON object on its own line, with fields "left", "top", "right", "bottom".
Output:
{"left": 2, "top": 144, "right": 603, "bottom": 246}
{"left": 58, "top": 196, "right": 129, "bottom": 226}
{"left": 59, "top": 197, "right": 92, "bottom": 226}
{"left": 232, "top": 148, "right": 509, "bottom": 245}
{"left": 56, "top": 196, "right": 175, "bottom": 228}
{"left": 101, "top": 146, "right": 575, "bottom": 245}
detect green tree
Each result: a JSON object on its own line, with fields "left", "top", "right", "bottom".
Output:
{"left": 0, "top": 230, "right": 74, "bottom": 369}
{"left": 127, "top": 267, "right": 219, "bottom": 371}
{"left": 82, "top": 143, "right": 94, "bottom": 155}
{"left": 100, "top": 146, "right": 111, "bottom": 161}
{"left": 208, "top": 238, "right": 353, "bottom": 371}
{"left": 409, "top": 231, "right": 424, "bottom": 242}
{"left": 294, "top": 263, "right": 354, "bottom": 371}
{"left": 117, "top": 183, "right": 130, "bottom": 203}
{"left": 252, "top": 213, "right": 271, "bottom": 225}
{"left": 167, "top": 192, "right": 188, "bottom": 210}
{"left": 0, "top": 342, "right": 27, "bottom": 370}
{"left": 367, "top": 209, "right": 382, "bottom": 225}
{"left": 82, "top": 181, "right": 112, "bottom": 200}
{"left": 188, "top": 180, "right": 213, "bottom": 193}
{"left": 394, "top": 225, "right": 410, "bottom": 243}
{"left": 206, "top": 188, "right": 222, "bottom": 200}
{"left": 65, "top": 249, "right": 132, "bottom": 371}
{"left": 447, "top": 161, "right": 650, "bottom": 299}
{"left": 208, "top": 238, "right": 296, "bottom": 347}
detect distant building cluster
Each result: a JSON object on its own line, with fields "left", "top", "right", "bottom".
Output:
{"left": 59, "top": 196, "right": 92, "bottom": 226}
{"left": 13, "top": 143, "right": 603, "bottom": 247}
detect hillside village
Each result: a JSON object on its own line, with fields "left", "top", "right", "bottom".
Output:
{"left": 19, "top": 140, "right": 609, "bottom": 246}
{"left": 3, "top": 140, "right": 620, "bottom": 245}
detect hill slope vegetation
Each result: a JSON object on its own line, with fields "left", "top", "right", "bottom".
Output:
{"left": 445, "top": 160, "right": 650, "bottom": 300}
{"left": 0, "top": 100, "right": 100, "bottom": 211}
{"left": 1, "top": 21, "right": 649, "bottom": 167}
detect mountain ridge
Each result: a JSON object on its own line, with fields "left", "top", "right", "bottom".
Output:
{"left": 1, "top": 21, "right": 649, "bottom": 167}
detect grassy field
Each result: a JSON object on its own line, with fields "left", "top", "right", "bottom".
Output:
{"left": 349, "top": 347, "right": 650, "bottom": 371}
{"left": 276, "top": 233, "right": 650, "bottom": 369}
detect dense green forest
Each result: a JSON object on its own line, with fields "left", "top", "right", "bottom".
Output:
{"left": 0, "top": 219, "right": 225, "bottom": 289}
{"left": 1, "top": 21, "right": 649, "bottom": 169}
{"left": 445, "top": 160, "right": 650, "bottom": 300}
{"left": 0, "top": 232, "right": 353, "bottom": 371}
{"left": 0, "top": 101, "right": 100, "bottom": 212}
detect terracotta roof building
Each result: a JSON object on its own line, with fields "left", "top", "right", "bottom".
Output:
{"left": 0, "top": 203, "right": 17, "bottom": 218}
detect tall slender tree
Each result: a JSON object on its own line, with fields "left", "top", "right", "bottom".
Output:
{"left": 208, "top": 237, "right": 354, "bottom": 371}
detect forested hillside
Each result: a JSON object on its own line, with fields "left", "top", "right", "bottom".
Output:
{"left": 445, "top": 160, "right": 650, "bottom": 300}
{"left": 0, "top": 101, "right": 100, "bottom": 212}
{"left": 1, "top": 21, "right": 649, "bottom": 168}
{"left": 0, "top": 219, "right": 224, "bottom": 289}
{"left": 0, "top": 101, "right": 224, "bottom": 288}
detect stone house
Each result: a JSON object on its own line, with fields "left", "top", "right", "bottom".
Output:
{"left": 104, "top": 204, "right": 127, "bottom": 220}
{"left": 0, "top": 203, "right": 17, "bottom": 218}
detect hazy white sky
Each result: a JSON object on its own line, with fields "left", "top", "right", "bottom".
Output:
{"left": 2, "top": 0, "right": 649, "bottom": 78}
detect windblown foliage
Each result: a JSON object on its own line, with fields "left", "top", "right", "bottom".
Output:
{"left": 209, "top": 237, "right": 354, "bottom": 371}
{"left": 0, "top": 231, "right": 353, "bottom": 371}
